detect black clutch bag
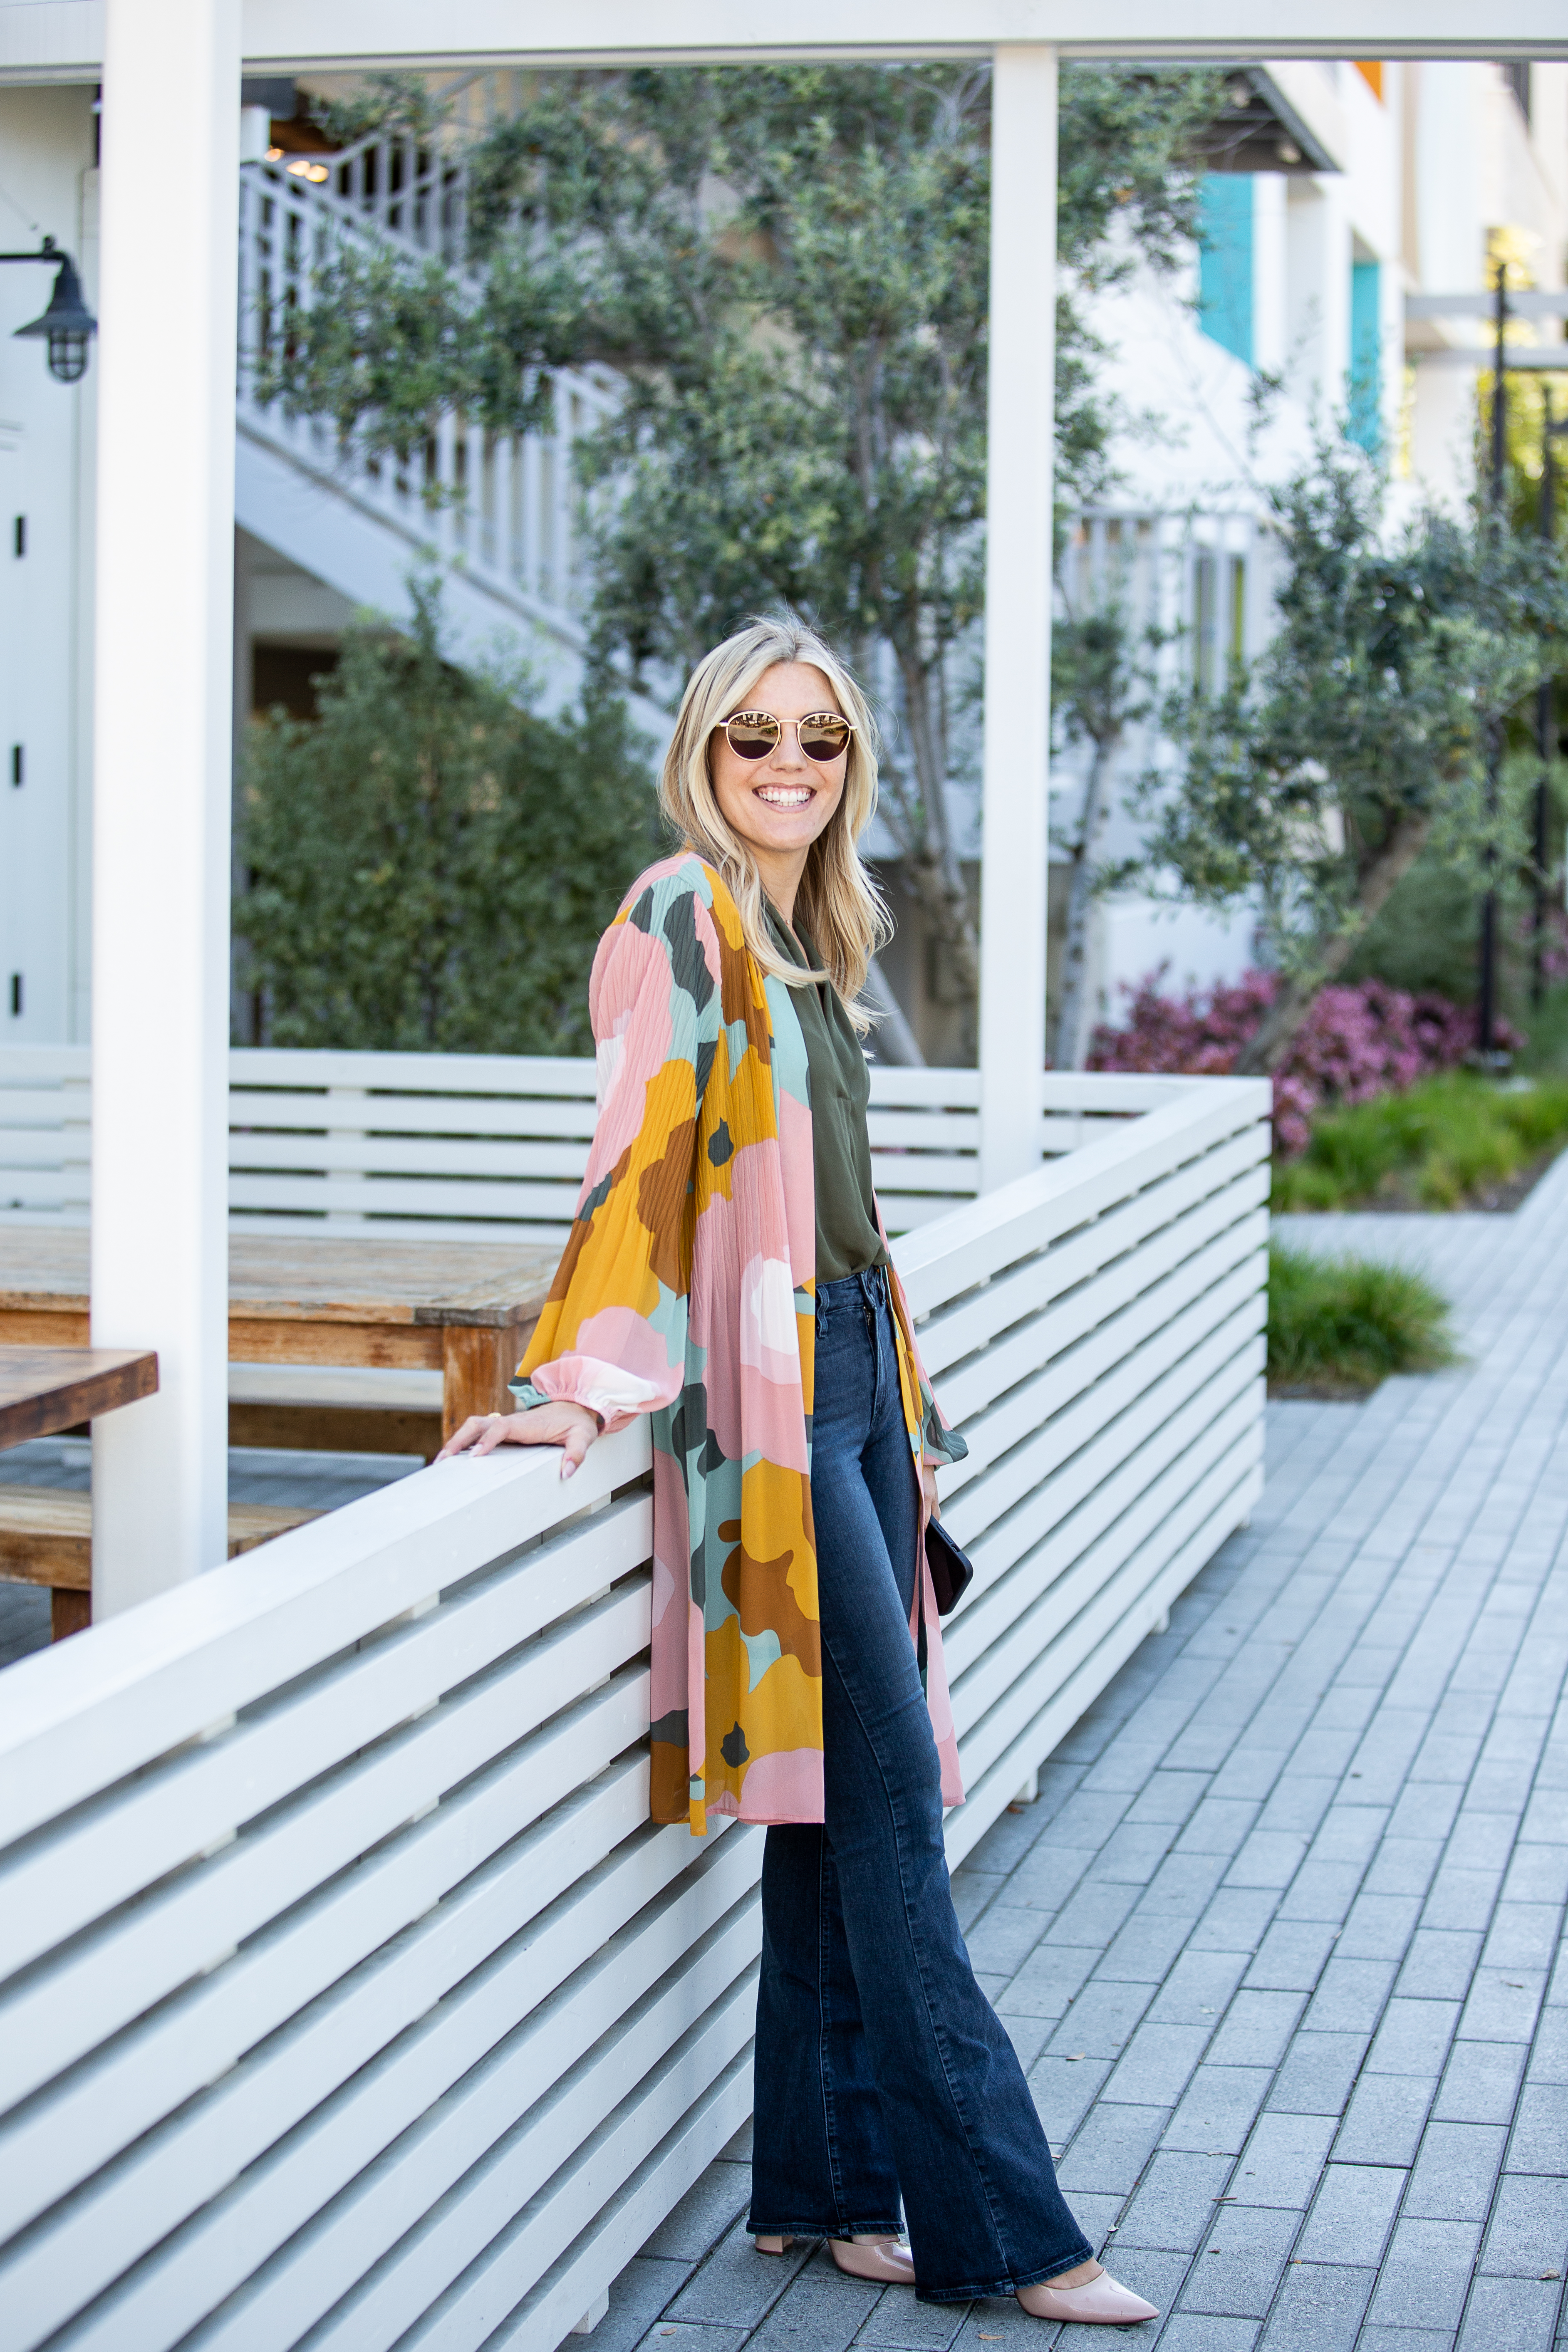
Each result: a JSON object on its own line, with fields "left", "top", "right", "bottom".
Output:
{"left": 925, "top": 1515, "right": 974, "bottom": 1616}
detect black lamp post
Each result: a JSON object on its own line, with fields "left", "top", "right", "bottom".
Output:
{"left": 1536, "top": 387, "right": 1568, "bottom": 1007}
{"left": 0, "top": 236, "right": 97, "bottom": 383}
{"left": 1476, "top": 256, "right": 1509, "bottom": 1066}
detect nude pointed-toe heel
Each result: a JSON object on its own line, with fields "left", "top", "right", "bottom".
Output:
{"left": 1016, "top": 2270, "right": 1158, "bottom": 2324}
{"left": 753, "top": 2236, "right": 793, "bottom": 2255}
{"left": 828, "top": 2238, "right": 916, "bottom": 2286}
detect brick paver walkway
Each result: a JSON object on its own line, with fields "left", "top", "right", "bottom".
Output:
{"left": 603, "top": 1168, "right": 1568, "bottom": 2352}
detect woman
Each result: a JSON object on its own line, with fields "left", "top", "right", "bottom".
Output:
{"left": 439, "top": 618, "right": 1156, "bottom": 2326}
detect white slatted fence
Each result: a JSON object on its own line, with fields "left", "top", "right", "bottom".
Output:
{"left": 0, "top": 1072, "right": 1268, "bottom": 2352}
{"left": 0, "top": 1047, "right": 1192, "bottom": 1238}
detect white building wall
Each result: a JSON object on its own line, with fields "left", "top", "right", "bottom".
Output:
{"left": 1341, "top": 61, "right": 1400, "bottom": 265}
{"left": 0, "top": 85, "right": 96, "bottom": 1043}
{"left": 1252, "top": 173, "right": 1288, "bottom": 379}
{"left": 1283, "top": 173, "right": 1352, "bottom": 418}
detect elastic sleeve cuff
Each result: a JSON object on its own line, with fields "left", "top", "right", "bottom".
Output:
{"left": 509, "top": 1376, "right": 623, "bottom": 1433}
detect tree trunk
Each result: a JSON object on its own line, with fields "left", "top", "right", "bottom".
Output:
{"left": 1052, "top": 734, "right": 1115, "bottom": 1071}
{"left": 879, "top": 644, "right": 981, "bottom": 1007}
{"left": 1233, "top": 812, "right": 1432, "bottom": 1075}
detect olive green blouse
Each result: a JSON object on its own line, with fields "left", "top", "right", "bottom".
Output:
{"left": 765, "top": 903, "right": 887, "bottom": 1283}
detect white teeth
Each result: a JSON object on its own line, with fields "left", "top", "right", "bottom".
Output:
{"left": 757, "top": 787, "right": 812, "bottom": 807}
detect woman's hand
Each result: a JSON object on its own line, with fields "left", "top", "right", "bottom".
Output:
{"left": 920, "top": 1458, "right": 941, "bottom": 1521}
{"left": 436, "top": 1400, "right": 602, "bottom": 1479}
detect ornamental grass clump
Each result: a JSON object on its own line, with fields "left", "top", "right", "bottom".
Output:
{"left": 1274, "top": 1072, "right": 1568, "bottom": 1211}
{"left": 1266, "top": 1244, "right": 1458, "bottom": 1396}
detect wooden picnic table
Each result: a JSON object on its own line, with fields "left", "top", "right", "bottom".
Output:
{"left": 0, "top": 1230, "right": 562, "bottom": 1452}
{"left": 0, "top": 1336, "right": 330, "bottom": 1642}
{"left": 0, "top": 1342, "right": 159, "bottom": 1639}
{"left": 0, "top": 1344, "right": 159, "bottom": 1451}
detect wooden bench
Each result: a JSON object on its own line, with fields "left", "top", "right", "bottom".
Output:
{"left": 0, "top": 1490, "right": 323, "bottom": 1639}
{"left": 227, "top": 1362, "right": 445, "bottom": 1457}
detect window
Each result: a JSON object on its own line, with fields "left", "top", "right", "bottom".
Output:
{"left": 1228, "top": 556, "right": 1247, "bottom": 675}
{"left": 1197, "top": 175, "right": 1253, "bottom": 367}
{"left": 1194, "top": 552, "right": 1246, "bottom": 692}
{"left": 1194, "top": 553, "right": 1217, "bottom": 691}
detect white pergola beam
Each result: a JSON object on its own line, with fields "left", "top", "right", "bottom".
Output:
{"left": 5, "top": 1, "right": 1568, "bottom": 79}
{"left": 173, "top": 0, "right": 1568, "bottom": 70}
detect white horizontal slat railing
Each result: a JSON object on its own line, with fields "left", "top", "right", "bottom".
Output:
{"left": 0, "top": 1071, "right": 1268, "bottom": 2352}
{"left": 0, "top": 1047, "right": 1183, "bottom": 1238}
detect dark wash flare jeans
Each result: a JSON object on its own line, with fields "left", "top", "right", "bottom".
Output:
{"left": 748, "top": 1265, "right": 1094, "bottom": 2302}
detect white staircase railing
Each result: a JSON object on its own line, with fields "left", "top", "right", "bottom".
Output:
{"left": 237, "top": 119, "right": 618, "bottom": 654}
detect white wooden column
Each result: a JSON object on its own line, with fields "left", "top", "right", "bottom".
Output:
{"left": 978, "top": 44, "right": 1057, "bottom": 1195}
{"left": 89, "top": 0, "right": 240, "bottom": 1612}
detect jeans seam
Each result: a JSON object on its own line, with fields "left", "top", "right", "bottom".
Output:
{"left": 816, "top": 1830, "right": 848, "bottom": 2230}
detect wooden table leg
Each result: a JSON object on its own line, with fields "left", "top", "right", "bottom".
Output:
{"left": 52, "top": 1587, "right": 92, "bottom": 1640}
{"left": 442, "top": 1324, "right": 530, "bottom": 1445}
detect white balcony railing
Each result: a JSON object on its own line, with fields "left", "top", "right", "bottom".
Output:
{"left": 0, "top": 1070, "right": 1268, "bottom": 2352}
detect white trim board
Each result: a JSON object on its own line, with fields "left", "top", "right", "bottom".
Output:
{"left": 4, "top": 2, "right": 1568, "bottom": 82}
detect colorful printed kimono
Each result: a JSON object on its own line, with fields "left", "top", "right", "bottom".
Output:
{"left": 513, "top": 854, "right": 966, "bottom": 1836}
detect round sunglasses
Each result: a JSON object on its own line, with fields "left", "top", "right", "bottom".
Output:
{"left": 718, "top": 709, "right": 855, "bottom": 764}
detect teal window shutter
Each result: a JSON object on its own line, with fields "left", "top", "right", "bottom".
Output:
{"left": 1198, "top": 175, "right": 1253, "bottom": 366}
{"left": 1349, "top": 260, "right": 1382, "bottom": 451}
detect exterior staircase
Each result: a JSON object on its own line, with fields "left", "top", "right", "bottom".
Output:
{"left": 235, "top": 107, "right": 666, "bottom": 732}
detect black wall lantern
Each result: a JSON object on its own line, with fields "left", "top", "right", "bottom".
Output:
{"left": 1, "top": 237, "right": 97, "bottom": 383}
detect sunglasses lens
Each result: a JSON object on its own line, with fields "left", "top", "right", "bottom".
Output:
{"left": 800, "top": 716, "right": 851, "bottom": 762}
{"left": 726, "top": 714, "right": 778, "bottom": 760}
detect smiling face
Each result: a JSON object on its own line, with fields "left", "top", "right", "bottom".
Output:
{"left": 708, "top": 660, "right": 849, "bottom": 918}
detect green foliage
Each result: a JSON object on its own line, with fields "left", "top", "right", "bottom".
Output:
{"left": 236, "top": 583, "right": 661, "bottom": 1052}
{"left": 307, "top": 72, "right": 450, "bottom": 150}
{"left": 1050, "top": 594, "right": 1160, "bottom": 1067}
{"left": 1337, "top": 850, "right": 1479, "bottom": 1001}
{"left": 256, "top": 62, "right": 1225, "bottom": 1005}
{"left": 1270, "top": 1071, "right": 1568, "bottom": 1211}
{"left": 1340, "top": 750, "right": 1568, "bottom": 1025}
{"left": 1117, "top": 441, "right": 1568, "bottom": 1071}
{"left": 1516, "top": 983, "right": 1568, "bottom": 1075}
{"left": 1266, "top": 1243, "right": 1458, "bottom": 1396}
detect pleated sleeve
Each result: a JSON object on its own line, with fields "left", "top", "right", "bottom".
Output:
{"left": 511, "top": 862, "right": 723, "bottom": 1428}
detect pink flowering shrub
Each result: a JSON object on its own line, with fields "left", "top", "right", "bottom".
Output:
{"left": 1087, "top": 969, "right": 1520, "bottom": 1156}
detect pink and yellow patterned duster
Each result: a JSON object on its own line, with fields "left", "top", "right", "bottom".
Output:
{"left": 513, "top": 855, "right": 966, "bottom": 1837}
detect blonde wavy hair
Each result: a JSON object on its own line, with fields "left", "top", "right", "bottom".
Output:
{"left": 660, "top": 616, "right": 890, "bottom": 1031}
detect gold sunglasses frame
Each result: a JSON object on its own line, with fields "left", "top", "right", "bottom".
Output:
{"left": 717, "top": 709, "right": 856, "bottom": 763}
